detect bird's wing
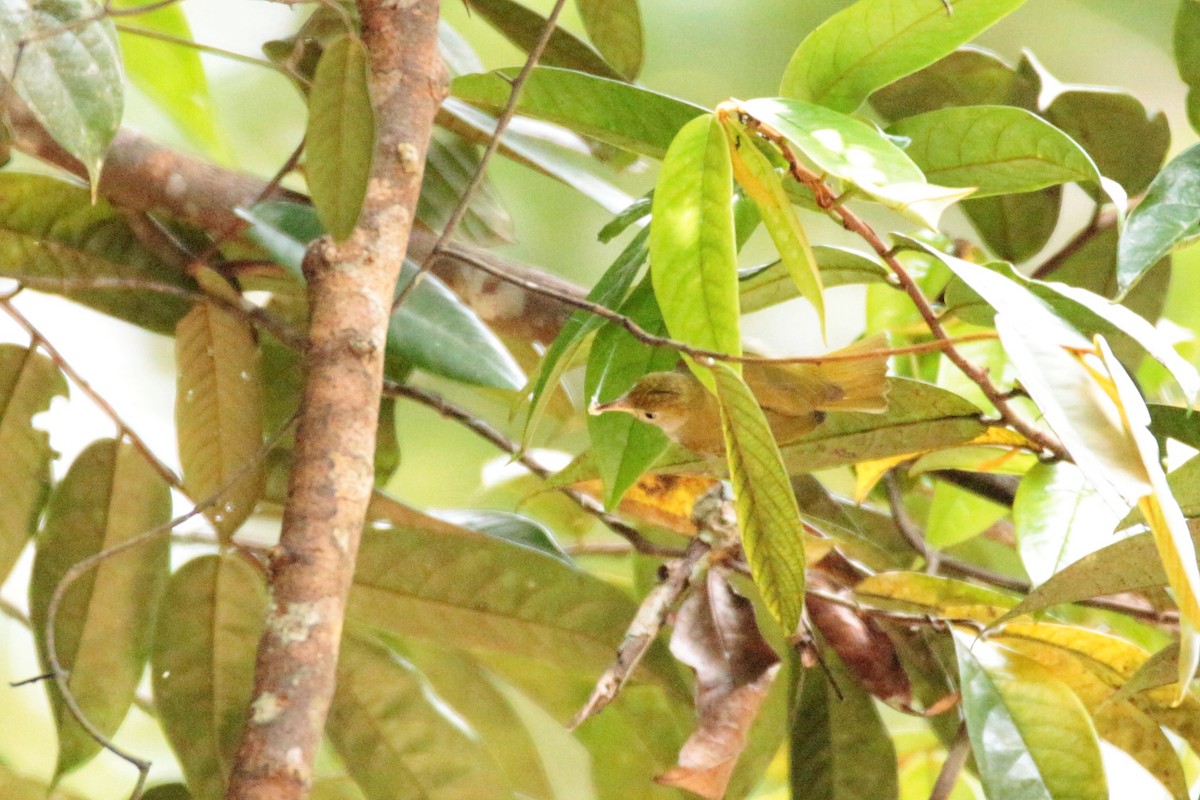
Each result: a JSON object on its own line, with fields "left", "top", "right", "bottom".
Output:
{"left": 745, "top": 361, "right": 844, "bottom": 416}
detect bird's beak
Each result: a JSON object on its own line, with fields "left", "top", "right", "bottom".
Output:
{"left": 589, "top": 395, "right": 634, "bottom": 416}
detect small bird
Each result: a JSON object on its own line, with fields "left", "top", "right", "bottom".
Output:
{"left": 590, "top": 335, "right": 890, "bottom": 457}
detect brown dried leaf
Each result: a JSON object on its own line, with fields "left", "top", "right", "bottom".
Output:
{"left": 656, "top": 569, "right": 780, "bottom": 799}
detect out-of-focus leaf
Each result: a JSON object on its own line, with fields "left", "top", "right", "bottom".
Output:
{"left": 739, "top": 97, "right": 973, "bottom": 228}
{"left": 236, "top": 201, "right": 320, "bottom": 281}
{"left": 887, "top": 105, "right": 1099, "bottom": 196}
{"left": 656, "top": 379, "right": 987, "bottom": 475}
{"left": 779, "top": 0, "right": 1029, "bottom": 113}
{"left": 141, "top": 784, "right": 192, "bottom": 800}
{"left": 856, "top": 572, "right": 1016, "bottom": 620}
{"left": 586, "top": 277, "right": 677, "bottom": 507}
{"left": 962, "top": 188, "right": 1062, "bottom": 263}
{"left": 954, "top": 633, "right": 1107, "bottom": 800}
{"left": 790, "top": 648, "right": 899, "bottom": 800}
{"left": 175, "top": 272, "right": 265, "bottom": 540}
{"left": 113, "top": 0, "right": 222, "bottom": 154}
{"left": 721, "top": 113, "right": 824, "bottom": 331}
{"left": 576, "top": 0, "right": 643, "bottom": 79}
{"left": 0, "top": 765, "right": 84, "bottom": 800}
{"left": 418, "top": 129, "right": 513, "bottom": 247}
{"left": 925, "top": 482, "right": 1007, "bottom": 549}
{"left": 871, "top": 46, "right": 1038, "bottom": 120}
{"left": 1110, "top": 643, "right": 1180, "bottom": 704}
{"left": 739, "top": 246, "right": 891, "bottom": 314}
{"left": 1175, "top": 0, "right": 1200, "bottom": 135}
{"left": 464, "top": 0, "right": 623, "bottom": 80}
{"left": 29, "top": 439, "right": 170, "bottom": 778}
{"left": 0, "top": 0, "right": 122, "bottom": 189}
{"left": 1148, "top": 404, "right": 1200, "bottom": 451}
{"left": 657, "top": 571, "right": 780, "bottom": 799}
{"left": 525, "top": 226, "right": 647, "bottom": 444}
{"left": 711, "top": 363, "right": 808, "bottom": 632}
{"left": 434, "top": 508, "right": 569, "bottom": 564}
{"left": 152, "top": 554, "right": 267, "bottom": 800}
{"left": 598, "top": 195, "right": 652, "bottom": 242}
{"left": 349, "top": 526, "right": 683, "bottom": 686}
{"left": 1013, "top": 462, "right": 1123, "bottom": 586}
{"left": 452, "top": 67, "right": 706, "bottom": 159}
{"left": 0, "top": 173, "right": 195, "bottom": 332}
{"left": 329, "top": 630, "right": 511, "bottom": 800}
{"left": 1116, "top": 142, "right": 1200, "bottom": 294}
{"left": 0, "top": 345, "right": 65, "bottom": 586}
{"left": 306, "top": 35, "right": 374, "bottom": 241}
{"left": 390, "top": 260, "right": 526, "bottom": 389}
{"left": 1044, "top": 88, "right": 1169, "bottom": 196}
{"left": 650, "top": 114, "right": 739, "bottom": 388}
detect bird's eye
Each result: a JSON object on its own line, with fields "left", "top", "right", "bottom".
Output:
{"left": 644, "top": 412, "right": 656, "bottom": 421}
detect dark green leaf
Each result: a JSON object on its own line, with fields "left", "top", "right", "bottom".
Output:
{"left": 1175, "top": 0, "right": 1200, "bottom": 135}
{"left": 1149, "top": 404, "right": 1200, "bottom": 451}
{"left": 962, "top": 188, "right": 1061, "bottom": 263}
{"left": 152, "top": 554, "right": 268, "bottom": 800}
{"left": 434, "top": 508, "right": 569, "bottom": 563}
{"left": 598, "top": 195, "right": 651, "bottom": 243}
{"left": 779, "top": 0, "right": 1029, "bottom": 113}
{"left": 29, "top": 439, "right": 170, "bottom": 778}
{"left": 418, "top": 130, "right": 513, "bottom": 247}
{"left": 0, "top": 173, "right": 195, "bottom": 332}
{"left": 1116, "top": 142, "right": 1200, "bottom": 294}
{"left": 141, "top": 785, "right": 192, "bottom": 800}
{"left": 452, "top": 67, "right": 706, "bottom": 159}
{"left": 0, "top": 0, "right": 122, "bottom": 188}
{"left": 464, "top": 0, "right": 624, "bottom": 80}
{"left": 306, "top": 35, "right": 374, "bottom": 241}
{"left": 329, "top": 630, "right": 511, "bottom": 800}
{"left": 871, "top": 46, "right": 1038, "bottom": 120}
{"left": 576, "top": 0, "right": 643, "bottom": 79}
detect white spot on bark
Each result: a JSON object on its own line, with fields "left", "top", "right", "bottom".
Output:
{"left": 251, "top": 692, "right": 283, "bottom": 724}
{"left": 268, "top": 600, "right": 322, "bottom": 645}
{"left": 396, "top": 142, "right": 421, "bottom": 173}
{"left": 165, "top": 172, "right": 187, "bottom": 198}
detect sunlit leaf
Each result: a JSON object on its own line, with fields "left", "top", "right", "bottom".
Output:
{"left": 712, "top": 362, "right": 807, "bottom": 632}
{"left": 0, "top": 0, "right": 122, "bottom": 188}
{"left": 152, "top": 553, "right": 267, "bottom": 800}
{"left": 0, "top": 173, "right": 195, "bottom": 332}
{"left": 650, "top": 114, "right": 739, "bottom": 388}
{"left": 887, "top": 105, "right": 1099, "bottom": 196}
{"left": 0, "top": 765, "right": 84, "bottom": 800}
{"left": 955, "top": 633, "right": 1107, "bottom": 800}
{"left": 856, "top": 572, "right": 1016, "bottom": 620}
{"left": 0, "top": 345, "right": 66, "bottom": 586}
{"left": 464, "top": 0, "right": 623, "bottom": 80}
{"left": 586, "top": 277, "right": 677, "bottom": 507}
{"left": 29, "top": 439, "right": 169, "bottom": 778}
{"left": 576, "top": 0, "right": 643, "bottom": 79}
{"left": 779, "top": 0, "right": 1029, "bottom": 113}
{"left": 306, "top": 34, "right": 374, "bottom": 241}
{"left": 175, "top": 272, "right": 265, "bottom": 540}
{"left": 925, "top": 482, "right": 1007, "bottom": 549}
{"left": 569, "top": 472, "right": 722, "bottom": 535}
{"left": 452, "top": 67, "right": 706, "bottom": 159}
{"left": 739, "top": 97, "right": 972, "bottom": 227}
{"left": 329, "top": 630, "right": 511, "bottom": 800}
{"left": 1116, "top": 142, "right": 1200, "bottom": 294}
{"left": 113, "top": 0, "right": 222, "bottom": 154}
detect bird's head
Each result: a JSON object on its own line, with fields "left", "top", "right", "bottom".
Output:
{"left": 588, "top": 371, "right": 703, "bottom": 435}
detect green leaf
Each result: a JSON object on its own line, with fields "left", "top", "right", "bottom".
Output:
{"left": 650, "top": 114, "right": 739, "bottom": 386}
{"left": 152, "top": 554, "right": 267, "bottom": 800}
{"left": 237, "top": 201, "right": 320, "bottom": 281}
{"left": 739, "top": 97, "right": 972, "bottom": 228}
{"left": 856, "top": 572, "right": 1016, "bottom": 618}
{"left": 0, "top": 173, "right": 195, "bottom": 332}
{"left": 28, "top": 439, "right": 170, "bottom": 778}
{"left": 598, "top": 195, "right": 651, "bottom": 242}
{"left": 418, "top": 130, "right": 514, "bottom": 247}
{"left": 1148, "top": 404, "right": 1200, "bottom": 451}
{"left": 0, "top": 0, "right": 122, "bottom": 188}
{"left": 349, "top": 526, "right": 681, "bottom": 682}
{"left": 464, "top": 0, "right": 624, "bottom": 80}
{"left": 1175, "top": 0, "right": 1200, "bottom": 135}
{"left": 779, "top": 0, "right": 1029, "bottom": 113}
{"left": 1116, "top": 142, "right": 1200, "bottom": 294}
{"left": 525, "top": 226, "right": 648, "bottom": 444}
{"left": 712, "top": 362, "right": 807, "bottom": 633}
{"left": 887, "top": 105, "right": 1099, "bottom": 196}
{"left": 113, "top": 0, "right": 222, "bottom": 155}
{"left": 1013, "top": 462, "right": 1123, "bottom": 586}
{"left": 452, "top": 67, "right": 706, "bottom": 159}
{"left": 738, "top": 246, "right": 891, "bottom": 314}
{"left": 434, "top": 508, "right": 569, "bottom": 564}
{"left": 576, "top": 0, "right": 643, "bottom": 79}
{"left": 925, "top": 482, "right": 1007, "bottom": 549}
{"left": 954, "top": 633, "right": 1107, "bottom": 800}
{"left": 389, "top": 260, "right": 525, "bottom": 389}
{"left": 0, "top": 765, "right": 84, "bottom": 800}
{"left": 585, "top": 277, "right": 677, "bottom": 508}
{"left": 790, "top": 653, "right": 899, "bottom": 800}
{"left": 0, "top": 345, "right": 66, "bottom": 586}
{"left": 722, "top": 113, "right": 824, "bottom": 332}
{"left": 141, "top": 784, "right": 192, "bottom": 800}
{"left": 175, "top": 273, "right": 265, "bottom": 540}
{"left": 306, "top": 35, "right": 374, "bottom": 242}
{"left": 870, "top": 46, "right": 1038, "bottom": 120}
{"left": 329, "top": 630, "right": 511, "bottom": 800}
{"left": 962, "top": 188, "right": 1062, "bottom": 263}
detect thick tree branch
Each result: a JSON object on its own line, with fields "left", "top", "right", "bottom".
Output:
{"left": 225, "top": 3, "right": 446, "bottom": 798}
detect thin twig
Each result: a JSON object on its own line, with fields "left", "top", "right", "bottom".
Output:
{"left": 115, "top": 24, "right": 287, "bottom": 73}
{"left": 931, "top": 723, "right": 971, "bottom": 800}
{"left": 393, "top": 0, "right": 571, "bottom": 313}
{"left": 1029, "top": 207, "right": 1116, "bottom": 282}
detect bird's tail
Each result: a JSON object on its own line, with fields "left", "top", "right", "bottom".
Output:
{"left": 813, "top": 333, "right": 890, "bottom": 413}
